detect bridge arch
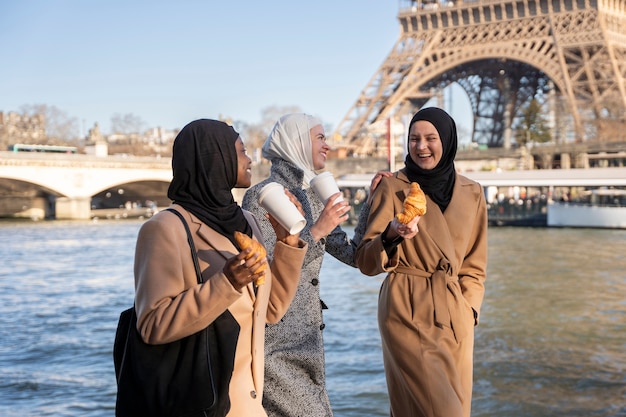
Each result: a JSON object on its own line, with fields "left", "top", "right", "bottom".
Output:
{"left": 90, "top": 179, "right": 172, "bottom": 212}
{"left": 336, "top": 0, "right": 626, "bottom": 150}
{"left": 0, "top": 161, "right": 171, "bottom": 198}
{"left": 0, "top": 154, "right": 173, "bottom": 219}
{"left": 417, "top": 46, "right": 566, "bottom": 95}
{"left": 0, "top": 172, "right": 71, "bottom": 198}
{"left": 381, "top": 35, "right": 573, "bottom": 131}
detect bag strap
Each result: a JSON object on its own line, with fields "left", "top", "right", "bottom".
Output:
{"left": 166, "top": 208, "right": 203, "bottom": 285}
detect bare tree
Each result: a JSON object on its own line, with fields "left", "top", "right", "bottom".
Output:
{"left": 206, "top": 106, "right": 328, "bottom": 162}
{"left": 258, "top": 105, "right": 303, "bottom": 134}
{"left": 110, "top": 113, "right": 146, "bottom": 135}
{"left": 232, "top": 120, "right": 265, "bottom": 150}
{"left": 20, "top": 104, "right": 79, "bottom": 143}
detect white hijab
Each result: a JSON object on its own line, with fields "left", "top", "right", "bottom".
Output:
{"left": 262, "top": 113, "right": 322, "bottom": 187}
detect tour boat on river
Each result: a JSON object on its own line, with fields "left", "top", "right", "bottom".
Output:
{"left": 338, "top": 171, "right": 626, "bottom": 229}
{"left": 547, "top": 189, "right": 626, "bottom": 229}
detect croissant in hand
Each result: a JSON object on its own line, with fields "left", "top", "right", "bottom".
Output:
{"left": 234, "top": 231, "right": 267, "bottom": 285}
{"left": 396, "top": 182, "right": 427, "bottom": 224}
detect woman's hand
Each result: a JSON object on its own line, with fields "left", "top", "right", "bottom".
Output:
{"left": 266, "top": 189, "right": 303, "bottom": 247}
{"left": 386, "top": 214, "right": 420, "bottom": 241}
{"left": 223, "top": 248, "right": 267, "bottom": 291}
{"left": 310, "top": 192, "right": 351, "bottom": 242}
{"left": 367, "top": 171, "right": 393, "bottom": 205}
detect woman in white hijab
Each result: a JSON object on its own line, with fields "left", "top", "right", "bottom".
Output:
{"left": 242, "top": 113, "right": 385, "bottom": 417}
{"left": 261, "top": 113, "right": 321, "bottom": 186}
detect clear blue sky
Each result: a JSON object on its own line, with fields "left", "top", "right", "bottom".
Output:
{"left": 1, "top": 1, "right": 470, "bottom": 139}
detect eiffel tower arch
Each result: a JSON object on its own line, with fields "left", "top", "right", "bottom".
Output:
{"left": 334, "top": 0, "right": 626, "bottom": 155}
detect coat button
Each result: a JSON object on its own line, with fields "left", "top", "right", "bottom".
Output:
{"left": 250, "top": 390, "right": 257, "bottom": 399}
{"left": 311, "top": 278, "right": 319, "bottom": 286}
{"left": 320, "top": 323, "right": 325, "bottom": 330}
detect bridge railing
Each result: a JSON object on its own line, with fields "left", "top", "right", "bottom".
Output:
{"left": 397, "top": 0, "right": 600, "bottom": 32}
{"left": 398, "top": 0, "right": 597, "bottom": 15}
{"left": 0, "top": 151, "right": 171, "bottom": 169}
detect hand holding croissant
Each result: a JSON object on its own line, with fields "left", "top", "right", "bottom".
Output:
{"left": 396, "top": 182, "right": 427, "bottom": 224}
{"left": 234, "top": 231, "right": 267, "bottom": 285}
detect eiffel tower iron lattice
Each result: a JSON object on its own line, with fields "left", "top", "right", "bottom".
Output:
{"left": 334, "top": 0, "right": 626, "bottom": 155}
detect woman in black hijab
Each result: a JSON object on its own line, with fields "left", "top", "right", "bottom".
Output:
{"left": 133, "top": 119, "right": 307, "bottom": 417}
{"left": 403, "top": 106, "right": 458, "bottom": 212}
{"left": 167, "top": 119, "right": 253, "bottom": 244}
{"left": 356, "top": 107, "right": 488, "bottom": 417}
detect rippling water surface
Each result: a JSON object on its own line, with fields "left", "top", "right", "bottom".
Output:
{"left": 1, "top": 220, "right": 625, "bottom": 416}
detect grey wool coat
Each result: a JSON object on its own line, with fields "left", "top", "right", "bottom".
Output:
{"left": 242, "top": 159, "right": 368, "bottom": 417}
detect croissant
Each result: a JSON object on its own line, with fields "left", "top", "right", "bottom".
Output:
{"left": 396, "top": 182, "right": 427, "bottom": 224}
{"left": 234, "top": 231, "right": 267, "bottom": 285}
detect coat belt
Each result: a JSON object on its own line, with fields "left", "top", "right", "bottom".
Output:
{"left": 395, "top": 260, "right": 469, "bottom": 342}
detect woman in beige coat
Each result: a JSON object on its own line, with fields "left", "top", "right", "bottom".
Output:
{"left": 133, "top": 119, "right": 307, "bottom": 417}
{"left": 355, "top": 107, "right": 487, "bottom": 417}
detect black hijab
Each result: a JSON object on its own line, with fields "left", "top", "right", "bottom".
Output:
{"left": 404, "top": 107, "right": 457, "bottom": 212}
{"left": 167, "top": 119, "right": 252, "bottom": 245}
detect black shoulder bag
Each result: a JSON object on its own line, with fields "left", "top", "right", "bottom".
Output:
{"left": 113, "top": 208, "right": 240, "bottom": 417}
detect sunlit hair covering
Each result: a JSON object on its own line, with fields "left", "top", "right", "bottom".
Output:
{"left": 404, "top": 107, "right": 458, "bottom": 212}
{"left": 262, "top": 113, "right": 323, "bottom": 187}
{"left": 168, "top": 119, "right": 252, "bottom": 245}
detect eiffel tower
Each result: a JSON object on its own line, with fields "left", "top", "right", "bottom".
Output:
{"left": 334, "top": 0, "right": 626, "bottom": 155}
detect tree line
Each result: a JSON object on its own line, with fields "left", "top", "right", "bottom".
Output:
{"left": 1, "top": 104, "right": 332, "bottom": 158}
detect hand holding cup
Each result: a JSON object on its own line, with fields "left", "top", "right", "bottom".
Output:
{"left": 258, "top": 182, "right": 307, "bottom": 235}
{"left": 267, "top": 189, "right": 304, "bottom": 247}
{"left": 310, "top": 172, "right": 344, "bottom": 205}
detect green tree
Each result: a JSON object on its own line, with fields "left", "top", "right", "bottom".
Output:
{"left": 514, "top": 99, "right": 551, "bottom": 146}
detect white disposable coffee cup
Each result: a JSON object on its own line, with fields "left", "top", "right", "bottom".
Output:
{"left": 310, "top": 172, "right": 344, "bottom": 205}
{"left": 258, "top": 182, "right": 307, "bottom": 234}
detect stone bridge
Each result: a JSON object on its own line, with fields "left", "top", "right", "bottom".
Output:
{"left": 0, "top": 152, "right": 387, "bottom": 219}
{"left": 2, "top": 142, "right": 622, "bottom": 219}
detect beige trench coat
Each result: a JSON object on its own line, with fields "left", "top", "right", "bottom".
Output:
{"left": 356, "top": 170, "right": 487, "bottom": 417}
{"left": 134, "top": 204, "right": 306, "bottom": 417}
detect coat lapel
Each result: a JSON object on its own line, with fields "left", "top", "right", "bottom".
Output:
{"left": 184, "top": 214, "right": 244, "bottom": 292}
{"left": 421, "top": 194, "right": 457, "bottom": 264}
{"left": 195, "top": 220, "right": 238, "bottom": 261}
{"left": 193, "top": 212, "right": 260, "bottom": 302}
{"left": 443, "top": 175, "right": 482, "bottom": 269}
{"left": 396, "top": 171, "right": 457, "bottom": 266}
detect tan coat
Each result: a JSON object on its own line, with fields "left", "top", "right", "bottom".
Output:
{"left": 134, "top": 204, "right": 306, "bottom": 417}
{"left": 356, "top": 170, "right": 487, "bottom": 417}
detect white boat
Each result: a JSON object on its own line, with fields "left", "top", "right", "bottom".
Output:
{"left": 547, "top": 189, "right": 626, "bottom": 229}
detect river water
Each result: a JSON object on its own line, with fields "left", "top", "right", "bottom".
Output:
{"left": 1, "top": 220, "right": 625, "bottom": 416}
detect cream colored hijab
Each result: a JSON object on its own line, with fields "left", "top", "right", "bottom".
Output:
{"left": 262, "top": 113, "right": 322, "bottom": 187}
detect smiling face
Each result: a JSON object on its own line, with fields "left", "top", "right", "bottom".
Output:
{"left": 310, "top": 124, "right": 330, "bottom": 170}
{"left": 408, "top": 120, "right": 443, "bottom": 171}
{"left": 234, "top": 136, "right": 252, "bottom": 188}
